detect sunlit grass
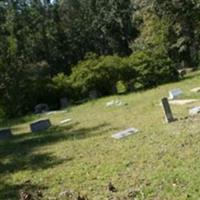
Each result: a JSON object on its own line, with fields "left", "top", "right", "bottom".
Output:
{"left": 1, "top": 71, "right": 200, "bottom": 199}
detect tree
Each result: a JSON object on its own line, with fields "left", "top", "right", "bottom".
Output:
{"left": 153, "top": 0, "right": 200, "bottom": 68}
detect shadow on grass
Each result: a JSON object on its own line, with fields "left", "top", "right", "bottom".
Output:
{"left": 0, "top": 122, "right": 109, "bottom": 173}
{"left": 0, "top": 181, "right": 47, "bottom": 200}
{"left": 0, "top": 122, "right": 110, "bottom": 199}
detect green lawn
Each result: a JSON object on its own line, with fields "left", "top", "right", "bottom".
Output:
{"left": 1, "top": 71, "right": 200, "bottom": 199}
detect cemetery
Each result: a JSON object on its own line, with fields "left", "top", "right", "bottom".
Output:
{"left": 1, "top": 71, "right": 200, "bottom": 199}
{"left": 1, "top": 0, "right": 200, "bottom": 199}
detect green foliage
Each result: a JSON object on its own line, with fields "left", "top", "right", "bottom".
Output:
{"left": 152, "top": 0, "right": 200, "bottom": 68}
{"left": 128, "top": 51, "right": 179, "bottom": 88}
{"left": 51, "top": 73, "right": 72, "bottom": 98}
{"left": 0, "top": 0, "right": 199, "bottom": 118}
{"left": 69, "top": 55, "right": 122, "bottom": 98}
{"left": 68, "top": 52, "right": 179, "bottom": 99}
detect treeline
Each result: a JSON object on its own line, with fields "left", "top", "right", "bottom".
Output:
{"left": 0, "top": 0, "right": 199, "bottom": 118}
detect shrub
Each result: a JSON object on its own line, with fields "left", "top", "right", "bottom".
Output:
{"left": 68, "top": 51, "right": 179, "bottom": 100}
{"left": 127, "top": 50, "right": 179, "bottom": 88}
{"left": 69, "top": 55, "right": 123, "bottom": 98}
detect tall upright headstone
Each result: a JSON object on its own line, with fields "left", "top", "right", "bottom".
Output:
{"left": 161, "top": 97, "right": 175, "bottom": 123}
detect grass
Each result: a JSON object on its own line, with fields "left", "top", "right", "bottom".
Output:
{"left": 1, "top": 71, "right": 200, "bottom": 199}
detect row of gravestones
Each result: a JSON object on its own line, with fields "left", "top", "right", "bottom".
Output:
{"left": 0, "top": 119, "right": 51, "bottom": 140}
{"left": 35, "top": 98, "right": 69, "bottom": 114}
{"left": 35, "top": 93, "right": 101, "bottom": 114}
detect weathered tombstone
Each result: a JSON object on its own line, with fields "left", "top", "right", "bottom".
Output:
{"left": 60, "top": 98, "right": 69, "bottom": 109}
{"left": 178, "top": 69, "right": 186, "bottom": 78}
{"left": 30, "top": 119, "right": 51, "bottom": 132}
{"left": 189, "top": 106, "right": 200, "bottom": 116}
{"left": 161, "top": 97, "right": 175, "bottom": 123}
{"left": 112, "top": 85, "right": 117, "bottom": 94}
{"left": 106, "top": 100, "right": 115, "bottom": 107}
{"left": 0, "top": 128, "right": 12, "bottom": 140}
{"left": 60, "top": 118, "right": 72, "bottom": 124}
{"left": 112, "top": 128, "right": 138, "bottom": 139}
{"left": 89, "top": 90, "right": 98, "bottom": 100}
{"left": 191, "top": 87, "right": 200, "bottom": 93}
{"left": 168, "top": 88, "right": 183, "bottom": 100}
{"left": 34, "top": 104, "right": 49, "bottom": 114}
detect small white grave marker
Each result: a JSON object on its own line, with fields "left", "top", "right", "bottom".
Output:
{"left": 106, "top": 100, "right": 115, "bottom": 107}
{"left": 191, "top": 87, "right": 200, "bottom": 93}
{"left": 189, "top": 107, "right": 200, "bottom": 115}
{"left": 60, "top": 119, "right": 72, "bottom": 124}
{"left": 112, "top": 128, "right": 138, "bottom": 139}
{"left": 168, "top": 99, "right": 198, "bottom": 105}
{"left": 106, "top": 100, "right": 127, "bottom": 107}
{"left": 168, "top": 88, "right": 183, "bottom": 100}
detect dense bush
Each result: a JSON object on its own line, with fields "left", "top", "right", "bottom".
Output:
{"left": 128, "top": 51, "right": 179, "bottom": 88}
{"left": 68, "top": 55, "right": 123, "bottom": 99}
{"left": 61, "top": 51, "right": 179, "bottom": 100}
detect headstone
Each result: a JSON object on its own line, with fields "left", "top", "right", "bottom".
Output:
{"left": 178, "top": 69, "right": 186, "bottom": 78}
{"left": 189, "top": 107, "right": 200, "bottom": 116}
{"left": 106, "top": 100, "right": 127, "bottom": 107}
{"left": 106, "top": 100, "right": 115, "bottom": 107}
{"left": 161, "top": 97, "right": 175, "bottom": 123}
{"left": 168, "top": 88, "right": 183, "bottom": 100}
{"left": 0, "top": 128, "right": 12, "bottom": 140}
{"left": 34, "top": 104, "right": 49, "bottom": 114}
{"left": 46, "top": 110, "right": 68, "bottom": 116}
{"left": 168, "top": 99, "right": 198, "bottom": 105}
{"left": 30, "top": 119, "right": 51, "bottom": 132}
{"left": 60, "top": 119, "right": 72, "bottom": 124}
{"left": 89, "top": 90, "right": 98, "bottom": 100}
{"left": 112, "top": 128, "right": 138, "bottom": 139}
{"left": 191, "top": 87, "right": 200, "bottom": 93}
{"left": 60, "top": 98, "right": 69, "bottom": 109}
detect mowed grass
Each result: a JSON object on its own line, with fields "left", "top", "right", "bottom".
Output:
{"left": 1, "top": 72, "right": 200, "bottom": 199}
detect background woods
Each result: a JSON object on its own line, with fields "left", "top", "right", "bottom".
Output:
{"left": 0, "top": 0, "right": 199, "bottom": 118}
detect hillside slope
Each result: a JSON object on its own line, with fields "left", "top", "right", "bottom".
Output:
{"left": 1, "top": 71, "right": 200, "bottom": 199}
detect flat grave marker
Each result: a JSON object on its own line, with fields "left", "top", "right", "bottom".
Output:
{"left": 30, "top": 119, "right": 51, "bottom": 132}
{"left": 168, "top": 99, "right": 198, "bottom": 105}
{"left": 189, "top": 106, "right": 200, "bottom": 116}
{"left": 168, "top": 88, "right": 183, "bottom": 100}
{"left": 60, "top": 119, "right": 72, "bottom": 124}
{"left": 191, "top": 87, "right": 200, "bottom": 93}
{"left": 0, "top": 128, "right": 12, "bottom": 140}
{"left": 112, "top": 128, "right": 138, "bottom": 139}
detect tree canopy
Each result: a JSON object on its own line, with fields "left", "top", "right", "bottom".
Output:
{"left": 0, "top": 0, "right": 199, "bottom": 117}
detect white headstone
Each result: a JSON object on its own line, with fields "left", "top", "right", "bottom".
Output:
{"left": 168, "top": 89, "right": 183, "bottom": 100}
{"left": 60, "top": 119, "right": 72, "bottom": 124}
{"left": 112, "top": 128, "right": 138, "bottom": 139}
{"left": 191, "top": 87, "right": 200, "bottom": 93}
{"left": 189, "top": 107, "right": 200, "bottom": 115}
{"left": 106, "top": 100, "right": 115, "bottom": 107}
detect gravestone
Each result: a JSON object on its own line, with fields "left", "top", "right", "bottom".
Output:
{"left": 112, "top": 128, "right": 138, "bottom": 139}
{"left": 0, "top": 128, "right": 12, "bottom": 140}
{"left": 191, "top": 87, "right": 200, "bottom": 93}
{"left": 161, "top": 97, "right": 175, "bottom": 123}
{"left": 60, "top": 98, "right": 69, "bottom": 109}
{"left": 60, "top": 118, "right": 72, "bottom": 124}
{"left": 34, "top": 103, "right": 49, "bottom": 114}
{"left": 189, "top": 107, "right": 200, "bottom": 116}
{"left": 89, "top": 90, "right": 98, "bottom": 100}
{"left": 30, "top": 119, "right": 51, "bottom": 132}
{"left": 168, "top": 89, "right": 183, "bottom": 100}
